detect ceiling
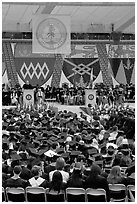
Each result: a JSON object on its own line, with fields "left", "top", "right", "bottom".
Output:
{"left": 2, "top": 2, "right": 135, "bottom": 34}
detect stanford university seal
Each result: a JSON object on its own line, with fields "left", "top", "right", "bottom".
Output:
{"left": 36, "top": 17, "right": 67, "bottom": 50}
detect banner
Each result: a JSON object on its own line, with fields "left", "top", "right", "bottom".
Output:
{"left": 14, "top": 58, "right": 56, "bottom": 86}
{"left": 62, "top": 58, "right": 100, "bottom": 86}
{"left": 32, "top": 15, "right": 71, "bottom": 54}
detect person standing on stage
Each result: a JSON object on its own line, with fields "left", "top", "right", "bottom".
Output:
{"left": 36, "top": 87, "right": 45, "bottom": 110}
{"left": 5, "top": 79, "right": 12, "bottom": 105}
{"left": 22, "top": 80, "right": 33, "bottom": 90}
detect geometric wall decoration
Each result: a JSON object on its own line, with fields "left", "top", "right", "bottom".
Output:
{"left": 62, "top": 58, "right": 100, "bottom": 87}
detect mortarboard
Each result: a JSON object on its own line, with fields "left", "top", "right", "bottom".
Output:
{"left": 92, "top": 121, "right": 100, "bottom": 127}
{"left": 87, "top": 156, "right": 95, "bottom": 162}
{"left": 10, "top": 118, "right": 16, "bottom": 124}
{"left": 69, "top": 141, "right": 76, "bottom": 147}
{"left": 83, "top": 121, "right": 89, "bottom": 126}
{"left": 56, "top": 148, "right": 64, "bottom": 154}
{"left": 121, "top": 149, "right": 130, "bottom": 156}
{"left": 61, "top": 152, "right": 70, "bottom": 159}
{"left": 38, "top": 148, "right": 49, "bottom": 156}
{"left": 41, "top": 119, "right": 48, "bottom": 125}
{"left": 50, "top": 136, "right": 58, "bottom": 141}
{"left": 11, "top": 154, "right": 22, "bottom": 161}
{"left": 82, "top": 130, "right": 88, "bottom": 135}
{"left": 93, "top": 115, "right": 100, "bottom": 121}
{"left": 83, "top": 135, "right": 93, "bottom": 142}
{"left": 2, "top": 122, "right": 8, "bottom": 128}
{"left": 2, "top": 138, "right": 9, "bottom": 144}
{"left": 95, "top": 160, "right": 103, "bottom": 167}
{"left": 29, "top": 148, "right": 38, "bottom": 155}
{"left": 70, "top": 151, "right": 81, "bottom": 157}
{"left": 33, "top": 140, "right": 41, "bottom": 145}
{"left": 92, "top": 153, "right": 102, "bottom": 161}
{"left": 87, "top": 147, "right": 98, "bottom": 155}
{"left": 19, "top": 152, "right": 29, "bottom": 160}
{"left": 7, "top": 125, "right": 15, "bottom": 131}
{"left": 44, "top": 149, "right": 59, "bottom": 157}
{"left": 46, "top": 140, "right": 54, "bottom": 146}
{"left": 58, "top": 139, "right": 65, "bottom": 145}
{"left": 25, "top": 119, "right": 32, "bottom": 124}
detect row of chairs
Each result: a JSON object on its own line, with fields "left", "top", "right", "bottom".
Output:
{"left": 2, "top": 184, "right": 135, "bottom": 202}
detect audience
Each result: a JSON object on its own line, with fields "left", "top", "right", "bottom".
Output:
{"left": 2, "top": 92, "right": 135, "bottom": 202}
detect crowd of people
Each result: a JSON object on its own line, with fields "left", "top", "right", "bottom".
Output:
{"left": 2, "top": 80, "right": 135, "bottom": 107}
{"left": 2, "top": 100, "right": 135, "bottom": 201}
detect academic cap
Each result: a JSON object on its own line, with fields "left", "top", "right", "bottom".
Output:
{"left": 11, "top": 154, "right": 22, "bottom": 161}
{"left": 61, "top": 152, "right": 70, "bottom": 159}
{"left": 56, "top": 148, "right": 64, "bottom": 154}
{"left": 70, "top": 151, "right": 81, "bottom": 156}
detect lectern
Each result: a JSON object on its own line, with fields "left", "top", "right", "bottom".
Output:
{"left": 23, "top": 89, "right": 34, "bottom": 107}
{"left": 85, "top": 89, "right": 96, "bottom": 106}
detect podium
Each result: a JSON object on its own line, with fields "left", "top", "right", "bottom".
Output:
{"left": 85, "top": 89, "right": 96, "bottom": 107}
{"left": 23, "top": 89, "right": 34, "bottom": 107}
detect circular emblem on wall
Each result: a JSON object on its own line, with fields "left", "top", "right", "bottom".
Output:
{"left": 88, "top": 94, "right": 94, "bottom": 100}
{"left": 26, "top": 94, "right": 32, "bottom": 100}
{"left": 36, "top": 18, "right": 67, "bottom": 50}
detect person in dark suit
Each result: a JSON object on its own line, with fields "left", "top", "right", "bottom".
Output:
{"left": 22, "top": 80, "right": 33, "bottom": 89}
{"left": 20, "top": 160, "right": 31, "bottom": 181}
{"left": 84, "top": 163, "right": 110, "bottom": 201}
{"left": 6, "top": 165, "right": 27, "bottom": 188}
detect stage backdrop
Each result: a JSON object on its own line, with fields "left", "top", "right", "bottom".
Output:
{"left": 2, "top": 41, "right": 135, "bottom": 87}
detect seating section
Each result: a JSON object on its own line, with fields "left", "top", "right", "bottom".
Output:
{"left": 2, "top": 185, "right": 135, "bottom": 202}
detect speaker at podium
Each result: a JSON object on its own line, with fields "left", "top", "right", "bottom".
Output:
{"left": 23, "top": 89, "right": 34, "bottom": 107}
{"left": 85, "top": 89, "right": 96, "bottom": 107}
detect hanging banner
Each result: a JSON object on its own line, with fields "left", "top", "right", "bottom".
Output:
{"left": 32, "top": 15, "right": 71, "bottom": 54}
{"left": 62, "top": 58, "right": 100, "bottom": 86}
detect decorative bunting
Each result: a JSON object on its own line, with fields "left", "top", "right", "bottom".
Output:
{"left": 115, "top": 60, "right": 127, "bottom": 85}
{"left": 130, "top": 62, "right": 135, "bottom": 84}
{"left": 109, "top": 58, "right": 121, "bottom": 78}
{"left": 123, "top": 58, "right": 135, "bottom": 84}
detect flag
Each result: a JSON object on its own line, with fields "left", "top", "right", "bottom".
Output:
{"left": 32, "top": 15, "right": 71, "bottom": 54}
